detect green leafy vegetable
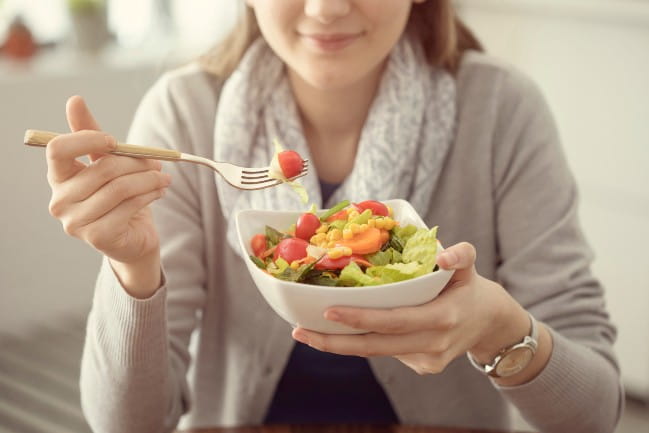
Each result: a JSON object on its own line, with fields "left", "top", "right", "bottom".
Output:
{"left": 250, "top": 255, "right": 266, "bottom": 269}
{"left": 402, "top": 226, "right": 439, "bottom": 272}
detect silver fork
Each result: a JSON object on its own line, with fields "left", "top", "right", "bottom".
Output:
{"left": 24, "top": 130, "right": 309, "bottom": 190}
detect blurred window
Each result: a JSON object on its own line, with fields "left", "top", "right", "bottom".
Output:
{"left": 0, "top": 0, "right": 238, "bottom": 50}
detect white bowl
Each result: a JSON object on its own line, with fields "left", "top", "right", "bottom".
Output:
{"left": 235, "top": 199, "right": 454, "bottom": 334}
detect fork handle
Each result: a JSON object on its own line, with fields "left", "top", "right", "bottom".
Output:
{"left": 24, "top": 130, "right": 182, "bottom": 161}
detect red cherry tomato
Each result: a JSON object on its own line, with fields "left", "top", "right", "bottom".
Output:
{"left": 250, "top": 234, "right": 267, "bottom": 258}
{"left": 278, "top": 150, "right": 303, "bottom": 179}
{"left": 274, "top": 238, "right": 309, "bottom": 263}
{"left": 315, "top": 254, "right": 373, "bottom": 271}
{"left": 296, "top": 212, "right": 321, "bottom": 241}
{"left": 325, "top": 209, "right": 348, "bottom": 223}
{"left": 355, "top": 200, "right": 389, "bottom": 217}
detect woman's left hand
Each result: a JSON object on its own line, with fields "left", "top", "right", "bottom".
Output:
{"left": 292, "top": 242, "right": 532, "bottom": 376}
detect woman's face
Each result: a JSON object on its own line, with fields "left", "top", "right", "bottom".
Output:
{"left": 247, "top": 0, "right": 422, "bottom": 90}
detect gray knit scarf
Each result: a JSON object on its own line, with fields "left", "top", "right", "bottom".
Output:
{"left": 214, "top": 37, "right": 456, "bottom": 255}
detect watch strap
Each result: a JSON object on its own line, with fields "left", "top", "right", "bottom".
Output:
{"left": 467, "top": 312, "right": 538, "bottom": 378}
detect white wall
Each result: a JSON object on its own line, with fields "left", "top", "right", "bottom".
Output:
{"left": 457, "top": 0, "right": 649, "bottom": 399}
{"left": 0, "top": 49, "right": 168, "bottom": 337}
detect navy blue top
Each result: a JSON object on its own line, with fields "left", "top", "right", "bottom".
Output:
{"left": 263, "top": 179, "right": 399, "bottom": 424}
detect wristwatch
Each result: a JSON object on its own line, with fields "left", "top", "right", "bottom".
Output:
{"left": 467, "top": 313, "right": 538, "bottom": 378}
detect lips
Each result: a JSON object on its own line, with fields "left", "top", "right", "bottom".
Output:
{"left": 299, "top": 32, "right": 363, "bottom": 52}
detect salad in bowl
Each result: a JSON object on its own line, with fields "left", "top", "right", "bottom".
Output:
{"left": 235, "top": 199, "right": 454, "bottom": 334}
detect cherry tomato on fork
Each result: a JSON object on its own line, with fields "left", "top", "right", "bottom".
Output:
{"left": 274, "top": 238, "right": 309, "bottom": 263}
{"left": 278, "top": 150, "right": 303, "bottom": 179}
{"left": 295, "top": 212, "right": 321, "bottom": 241}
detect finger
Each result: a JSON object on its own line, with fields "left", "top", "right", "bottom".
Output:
{"left": 66, "top": 95, "right": 101, "bottom": 132}
{"left": 437, "top": 242, "right": 476, "bottom": 270}
{"left": 437, "top": 242, "right": 477, "bottom": 282}
{"left": 325, "top": 302, "right": 458, "bottom": 335}
{"left": 57, "top": 154, "right": 163, "bottom": 204}
{"left": 46, "top": 131, "right": 117, "bottom": 184}
{"left": 292, "top": 328, "right": 447, "bottom": 358}
{"left": 68, "top": 170, "right": 171, "bottom": 228}
{"left": 76, "top": 189, "right": 166, "bottom": 250}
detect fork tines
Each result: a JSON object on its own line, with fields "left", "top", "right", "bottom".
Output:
{"left": 241, "top": 159, "right": 309, "bottom": 186}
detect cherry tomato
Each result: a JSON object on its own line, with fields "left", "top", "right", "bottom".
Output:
{"left": 296, "top": 212, "right": 321, "bottom": 241}
{"left": 278, "top": 150, "right": 303, "bottom": 179}
{"left": 250, "top": 234, "right": 267, "bottom": 258}
{"left": 355, "top": 200, "right": 389, "bottom": 217}
{"left": 315, "top": 254, "right": 373, "bottom": 271}
{"left": 274, "top": 238, "right": 309, "bottom": 263}
{"left": 325, "top": 209, "right": 348, "bottom": 223}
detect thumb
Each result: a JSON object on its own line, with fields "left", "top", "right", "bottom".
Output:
{"left": 66, "top": 95, "right": 101, "bottom": 132}
{"left": 437, "top": 241, "right": 477, "bottom": 282}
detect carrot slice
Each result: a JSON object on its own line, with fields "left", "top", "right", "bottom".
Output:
{"left": 336, "top": 227, "right": 384, "bottom": 255}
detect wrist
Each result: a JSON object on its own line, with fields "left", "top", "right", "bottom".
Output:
{"left": 109, "top": 253, "right": 162, "bottom": 299}
{"left": 469, "top": 283, "right": 530, "bottom": 365}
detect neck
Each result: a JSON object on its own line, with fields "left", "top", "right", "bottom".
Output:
{"left": 288, "top": 64, "right": 385, "bottom": 147}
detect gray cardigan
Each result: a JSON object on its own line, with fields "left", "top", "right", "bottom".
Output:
{"left": 80, "top": 52, "right": 623, "bottom": 433}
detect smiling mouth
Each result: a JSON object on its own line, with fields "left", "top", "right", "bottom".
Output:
{"left": 299, "top": 32, "right": 363, "bottom": 52}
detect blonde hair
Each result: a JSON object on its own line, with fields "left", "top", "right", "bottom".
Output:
{"left": 200, "top": 1, "right": 482, "bottom": 79}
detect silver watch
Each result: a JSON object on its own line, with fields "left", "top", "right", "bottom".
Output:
{"left": 467, "top": 313, "right": 538, "bottom": 378}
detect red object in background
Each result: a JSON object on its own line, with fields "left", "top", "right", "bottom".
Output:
{"left": 1, "top": 18, "right": 38, "bottom": 60}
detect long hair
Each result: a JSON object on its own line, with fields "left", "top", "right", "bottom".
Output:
{"left": 200, "top": 1, "right": 483, "bottom": 79}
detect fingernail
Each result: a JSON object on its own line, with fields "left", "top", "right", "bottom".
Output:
{"left": 162, "top": 173, "right": 172, "bottom": 185}
{"left": 439, "top": 251, "right": 458, "bottom": 267}
{"left": 293, "top": 331, "right": 309, "bottom": 345}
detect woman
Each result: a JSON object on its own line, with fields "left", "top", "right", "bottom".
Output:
{"left": 44, "top": 1, "right": 623, "bottom": 432}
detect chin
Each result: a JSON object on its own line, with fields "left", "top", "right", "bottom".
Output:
{"left": 299, "top": 68, "right": 363, "bottom": 91}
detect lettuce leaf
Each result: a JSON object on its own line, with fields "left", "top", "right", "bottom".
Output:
{"left": 401, "top": 226, "right": 438, "bottom": 272}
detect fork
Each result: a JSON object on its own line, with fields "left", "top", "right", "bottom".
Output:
{"left": 24, "top": 130, "right": 309, "bottom": 190}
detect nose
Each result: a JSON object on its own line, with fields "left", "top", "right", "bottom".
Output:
{"left": 304, "top": 0, "right": 351, "bottom": 24}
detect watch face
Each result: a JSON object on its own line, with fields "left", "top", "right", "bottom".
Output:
{"left": 495, "top": 347, "right": 534, "bottom": 377}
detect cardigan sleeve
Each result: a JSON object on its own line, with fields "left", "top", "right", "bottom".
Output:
{"left": 490, "top": 67, "right": 624, "bottom": 433}
{"left": 79, "top": 70, "right": 209, "bottom": 433}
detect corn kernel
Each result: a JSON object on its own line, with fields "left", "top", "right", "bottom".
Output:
{"left": 311, "top": 233, "right": 326, "bottom": 244}
{"left": 290, "top": 260, "right": 300, "bottom": 269}
{"left": 360, "top": 223, "right": 369, "bottom": 232}
{"left": 330, "top": 229, "right": 342, "bottom": 240}
{"left": 328, "top": 248, "right": 344, "bottom": 259}
{"left": 375, "top": 218, "right": 385, "bottom": 229}
{"left": 383, "top": 217, "right": 396, "bottom": 230}
{"left": 327, "top": 241, "right": 337, "bottom": 248}
{"left": 343, "top": 228, "right": 354, "bottom": 240}
{"left": 316, "top": 224, "right": 329, "bottom": 234}
{"left": 341, "top": 246, "right": 353, "bottom": 256}
{"left": 347, "top": 210, "right": 360, "bottom": 220}
{"left": 319, "top": 242, "right": 328, "bottom": 249}
{"left": 387, "top": 205, "right": 393, "bottom": 217}
{"left": 350, "top": 223, "right": 361, "bottom": 234}
{"left": 367, "top": 218, "right": 376, "bottom": 228}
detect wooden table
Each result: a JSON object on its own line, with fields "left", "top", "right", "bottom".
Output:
{"left": 181, "top": 425, "right": 523, "bottom": 433}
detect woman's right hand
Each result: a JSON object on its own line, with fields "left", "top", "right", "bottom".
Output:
{"left": 46, "top": 96, "right": 171, "bottom": 298}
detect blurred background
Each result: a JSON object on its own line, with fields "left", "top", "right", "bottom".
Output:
{"left": 0, "top": 0, "right": 647, "bottom": 432}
